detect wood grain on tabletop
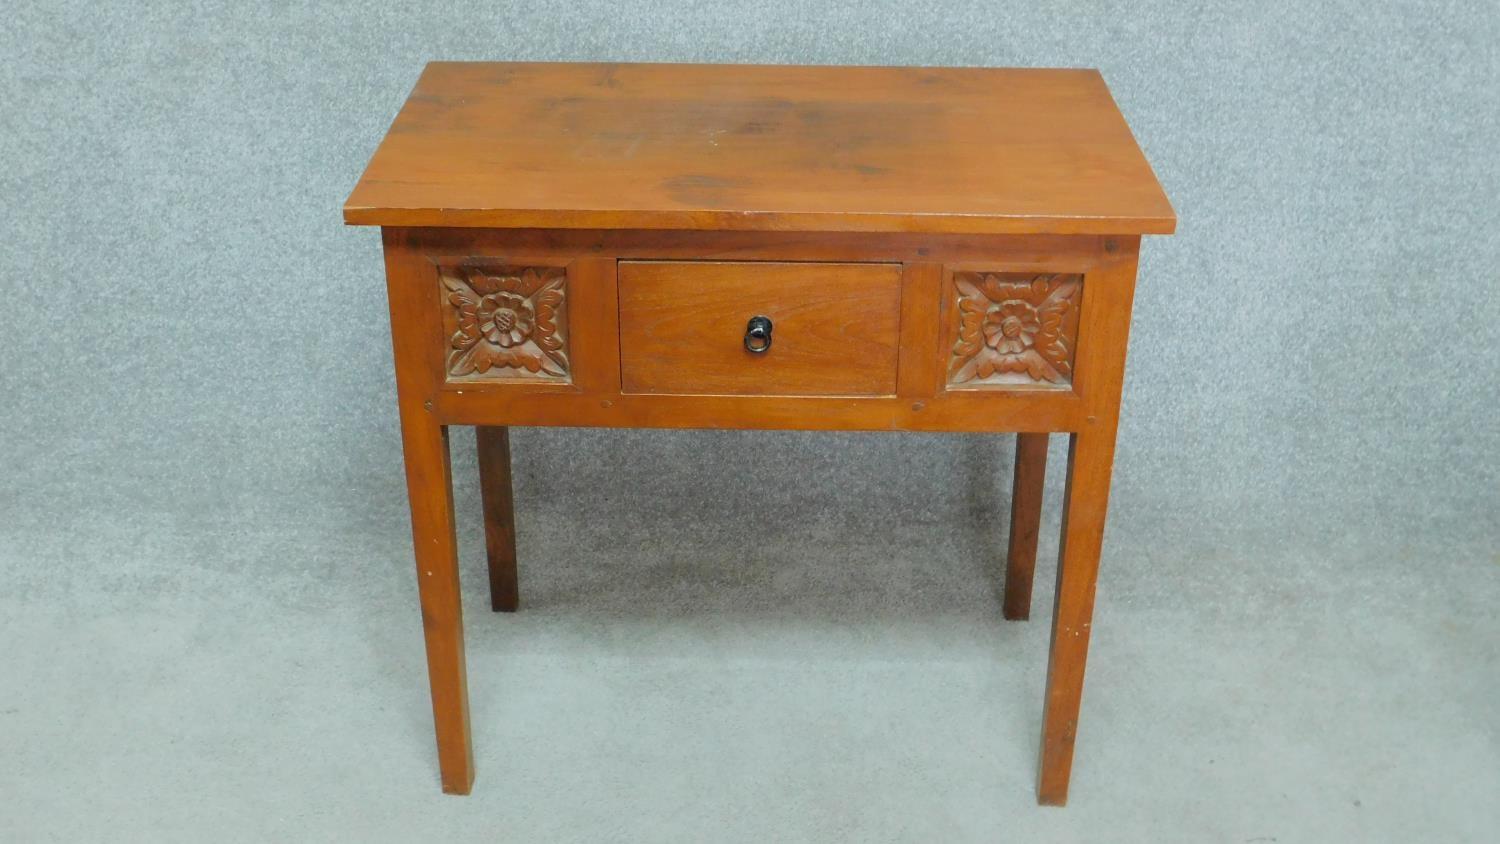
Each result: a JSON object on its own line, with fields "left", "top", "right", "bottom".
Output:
{"left": 344, "top": 62, "right": 1176, "bottom": 235}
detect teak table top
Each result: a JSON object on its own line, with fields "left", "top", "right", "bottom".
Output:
{"left": 344, "top": 62, "right": 1175, "bottom": 235}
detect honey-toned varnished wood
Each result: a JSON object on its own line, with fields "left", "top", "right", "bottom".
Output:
{"left": 1037, "top": 238, "right": 1140, "bottom": 806}
{"left": 439, "top": 263, "right": 570, "bottom": 382}
{"left": 344, "top": 63, "right": 1174, "bottom": 235}
{"left": 1004, "top": 432, "right": 1049, "bottom": 621}
{"left": 477, "top": 426, "right": 519, "bottom": 612}
{"left": 382, "top": 228, "right": 473, "bottom": 794}
{"left": 947, "top": 273, "right": 1082, "bottom": 389}
{"left": 617, "top": 261, "right": 902, "bottom": 397}
{"left": 352, "top": 62, "right": 1173, "bottom": 806}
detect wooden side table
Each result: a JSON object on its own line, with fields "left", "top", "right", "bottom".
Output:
{"left": 345, "top": 62, "right": 1174, "bottom": 805}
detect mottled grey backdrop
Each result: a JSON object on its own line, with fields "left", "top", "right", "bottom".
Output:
{"left": 2, "top": 1, "right": 1497, "bottom": 840}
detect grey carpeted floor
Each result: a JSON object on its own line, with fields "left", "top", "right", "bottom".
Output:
{"left": 3, "top": 429, "right": 1496, "bottom": 841}
{"left": 4, "top": 0, "right": 1499, "bottom": 839}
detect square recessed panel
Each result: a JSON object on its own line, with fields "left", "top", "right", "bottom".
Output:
{"left": 945, "top": 271, "right": 1082, "bottom": 390}
{"left": 617, "top": 261, "right": 901, "bottom": 396}
{"left": 437, "top": 262, "right": 571, "bottom": 383}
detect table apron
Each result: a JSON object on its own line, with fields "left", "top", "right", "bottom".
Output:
{"left": 430, "top": 388, "right": 1089, "bottom": 433}
{"left": 381, "top": 228, "right": 1143, "bottom": 437}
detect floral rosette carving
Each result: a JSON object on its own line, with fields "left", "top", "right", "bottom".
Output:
{"left": 441, "top": 266, "right": 569, "bottom": 379}
{"left": 949, "top": 273, "right": 1081, "bottom": 386}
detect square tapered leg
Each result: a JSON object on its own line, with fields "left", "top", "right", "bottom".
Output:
{"left": 1036, "top": 427, "right": 1118, "bottom": 805}
{"left": 477, "top": 426, "right": 519, "bottom": 612}
{"left": 395, "top": 415, "right": 474, "bottom": 794}
{"left": 1004, "top": 432, "right": 1049, "bottom": 620}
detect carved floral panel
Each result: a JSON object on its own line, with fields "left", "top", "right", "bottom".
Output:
{"left": 439, "top": 264, "right": 570, "bottom": 382}
{"left": 947, "top": 272, "right": 1081, "bottom": 388}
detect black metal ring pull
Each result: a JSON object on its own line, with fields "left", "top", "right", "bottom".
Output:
{"left": 744, "top": 315, "right": 773, "bottom": 353}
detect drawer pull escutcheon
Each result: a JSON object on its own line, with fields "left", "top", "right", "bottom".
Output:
{"left": 744, "top": 315, "right": 773, "bottom": 354}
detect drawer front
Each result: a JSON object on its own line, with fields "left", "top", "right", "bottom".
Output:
{"left": 618, "top": 261, "right": 902, "bottom": 396}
